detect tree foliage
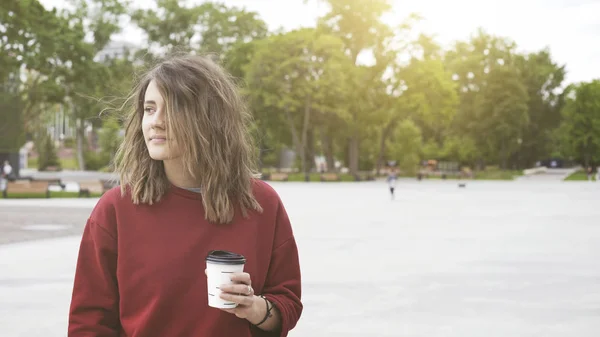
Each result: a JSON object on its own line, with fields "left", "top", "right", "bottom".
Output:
{"left": 558, "top": 80, "right": 600, "bottom": 165}
{"left": 3, "top": 0, "right": 597, "bottom": 175}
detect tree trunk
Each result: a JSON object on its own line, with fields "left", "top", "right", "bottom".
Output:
{"left": 283, "top": 95, "right": 312, "bottom": 177}
{"left": 348, "top": 135, "right": 359, "bottom": 176}
{"left": 477, "top": 158, "right": 485, "bottom": 171}
{"left": 300, "top": 96, "right": 312, "bottom": 180}
{"left": 283, "top": 105, "right": 302, "bottom": 172}
{"left": 306, "top": 128, "right": 315, "bottom": 175}
{"left": 347, "top": 98, "right": 361, "bottom": 176}
{"left": 299, "top": 145, "right": 306, "bottom": 177}
{"left": 320, "top": 128, "right": 335, "bottom": 172}
{"left": 376, "top": 123, "right": 394, "bottom": 175}
{"left": 499, "top": 138, "right": 506, "bottom": 170}
{"left": 76, "top": 118, "right": 86, "bottom": 171}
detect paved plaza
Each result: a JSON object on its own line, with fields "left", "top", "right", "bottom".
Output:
{"left": 1, "top": 180, "right": 599, "bottom": 336}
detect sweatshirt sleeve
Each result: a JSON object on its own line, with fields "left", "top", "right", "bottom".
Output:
{"left": 257, "top": 200, "right": 303, "bottom": 337}
{"left": 68, "top": 217, "right": 120, "bottom": 336}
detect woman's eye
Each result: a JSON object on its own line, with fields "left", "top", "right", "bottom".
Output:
{"left": 144, "top": 107, "right": 155, "bottom": 114}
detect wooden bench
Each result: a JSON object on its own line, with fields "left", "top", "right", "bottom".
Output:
{"left": 3, "top": 180, "right": 50, "bottom": 198}
{"left": 44, "top": 166, "right": 61, "bottom": 172}
{"left": 79, "top": 180, "right": 105, "bottom": 197}
{"left": 354, "top": 172, "right": 375, "bottom": 181}
{"left": 38, "top": 178, "right": 63, "bottom": 186}
{"left": 320, "top": 173, "right": 340, "bottom": 182}
{"left": 269, "top": 173, "right": 289, "bottom": 181}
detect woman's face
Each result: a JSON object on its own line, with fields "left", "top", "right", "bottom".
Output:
{"left": 142, "top": 80, "right": 181, "bottom": 161}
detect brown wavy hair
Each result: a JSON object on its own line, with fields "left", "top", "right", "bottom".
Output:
{"left": 115, "top": 54, "right": 262, "bottom": 224}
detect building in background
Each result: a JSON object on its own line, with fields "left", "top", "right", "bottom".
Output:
{"left": 95, "top": 40, "right": 138, "bottom": 61}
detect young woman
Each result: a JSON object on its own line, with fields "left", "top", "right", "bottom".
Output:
{"left": 387, "top": 167, "right": 398, "bottom": 200}
{"left": 68, "top": 55, "right": 302, "bottom": 337}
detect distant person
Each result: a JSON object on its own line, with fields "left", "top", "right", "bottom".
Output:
{"left": 1, "top": 160, "right": 12, "bottom": 191}
{"left": 387, "top": 168, "right": 398, "bottom": 200}
{"left": 2, "top": 160, "right": 12, "bottom": 178}
{"left": 68, "top": 55, "right": 302, "bottom": 336}
{"left": 587, "top": 166, "right": 593, "bottom": 181}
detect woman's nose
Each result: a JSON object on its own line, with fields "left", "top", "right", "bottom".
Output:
{"left": 151, "top": 110, "right": 165, "bottom": 128}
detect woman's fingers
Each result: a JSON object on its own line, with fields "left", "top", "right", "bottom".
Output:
{"left": 229, "top": 272, "right": 251, "bottom": 285}
{"left": 220, "top": 283, "right": 253, "bottom": 296}
{"left": 219, "top": 292, "right": 255, "bottom": 307}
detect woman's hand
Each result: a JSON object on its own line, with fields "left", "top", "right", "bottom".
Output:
{"left": 218, "top": 272, "right": 265, "bottom": 324}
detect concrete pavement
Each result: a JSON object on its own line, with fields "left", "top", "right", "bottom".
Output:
{"left": 0, "top": 205, "right": 90, "bottom": 245}
{"left": 1, "top": 180, "right": 599, "bottom": 336}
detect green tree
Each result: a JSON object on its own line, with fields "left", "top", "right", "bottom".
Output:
{"left": 440, "top": 135, "right": 479, "bottom": 165}
{"left": 0, "top": 0, "right": 83, "bottom": 151}
{"left": 373, "top": 32, "right": 457, "bottom": 173}
{"left": 98, "top": 117, "right": 122, "bottom": 171}
{"left": 317, "top": 0, "right": 392, "bottom": 62}
{"left": 387, "top": 119, "right": 422, "bottom": 175}
{"left": 559, "top": 80, "right": 600, "bottom": 166}
{"left": 0, "top": 90, "right": 24, "bottom": 153}
{"left": 514, "top": 49, "right": 566, "bottom": 167}
{"left": 475, "top": 65, "right": 529, "bottom": 168}
{"left": 197, "top": 2, "right": 268, "bottom": 56}
{"left": 317, "top": 0, "right": 395, "bottom": 175}
{"left": 56, "top": 0, "right": 130, "bottom": 170}
{"left": 131, "top": 0, "right": 267, "bottom": 58}
{"left": 399, "top": 58, "right": 458, "bottom": 144}
{"left": 223, "top": 40, "right": 262, "bottom": 80}
{"left": 445, "top": 29, "right": 526, "bottom": 168}
{"left": 37, "top": 133, "right": 61, "bottom": 171}
{"left": 246, "top": 29, "right": 351, "bottom": 176}
{"left": 131, "top": 0, "right": 204, "bottom": 53}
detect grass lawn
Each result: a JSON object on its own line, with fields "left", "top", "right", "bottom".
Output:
{"left": 2, "top": 191, "right": 103, "bottom": 199}
{"left": 565, "top": 170, "right": 596, "bottom": 181}
{"left": 27, "top": 157, "right": 37, "bottom": 168}
{"left": 266, "top": 169, "right": 522, "bottom": 182}
{"left": 285, "top": 172, "right": 357, "bottom": 182}
{"left": 27, "top": 156, "right": 79, "bottom": 170}
{"left": 474, "top": 169, "right": 523, "bottom": 180}
{"left": 60, "top": 157, "right": 79, "bottom": 170}
{"left": 420, "top": 169, "right": 522, "bottom": 181}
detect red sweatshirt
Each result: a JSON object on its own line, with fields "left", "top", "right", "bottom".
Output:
{"left": 68, "top": 180, "right": 302, "bottom": 337}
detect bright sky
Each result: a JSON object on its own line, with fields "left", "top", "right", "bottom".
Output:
{"left": 39, "top": 0, "right": 600, "bottom": 84}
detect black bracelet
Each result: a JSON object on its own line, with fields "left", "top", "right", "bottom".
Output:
{"left": 254, "top": 295, "right": 273, "bottom": 327}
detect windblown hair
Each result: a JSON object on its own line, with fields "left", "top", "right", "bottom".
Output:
{"left": 115, "top": 54, "right": 262, "bottom": 224}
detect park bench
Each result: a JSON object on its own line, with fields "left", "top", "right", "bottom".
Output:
{"left": 320, "top": 173, "right": 340, "bottom": 182}
{"left": 269, "top": 173, "right": 289, "bottom": 181}
{"left": 79, "top": 180, "right": 105, "bottom": 197}
{"left": 3, "top": 180, "right": 50, "bottom": 198}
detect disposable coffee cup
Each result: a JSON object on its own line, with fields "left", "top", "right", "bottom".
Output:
{"left": 206, "top": 250, "right": 246, "bottom": 308}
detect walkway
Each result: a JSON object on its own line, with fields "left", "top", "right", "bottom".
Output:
{"left": 1, "top": 181, "right": 599, "bottom": 336}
